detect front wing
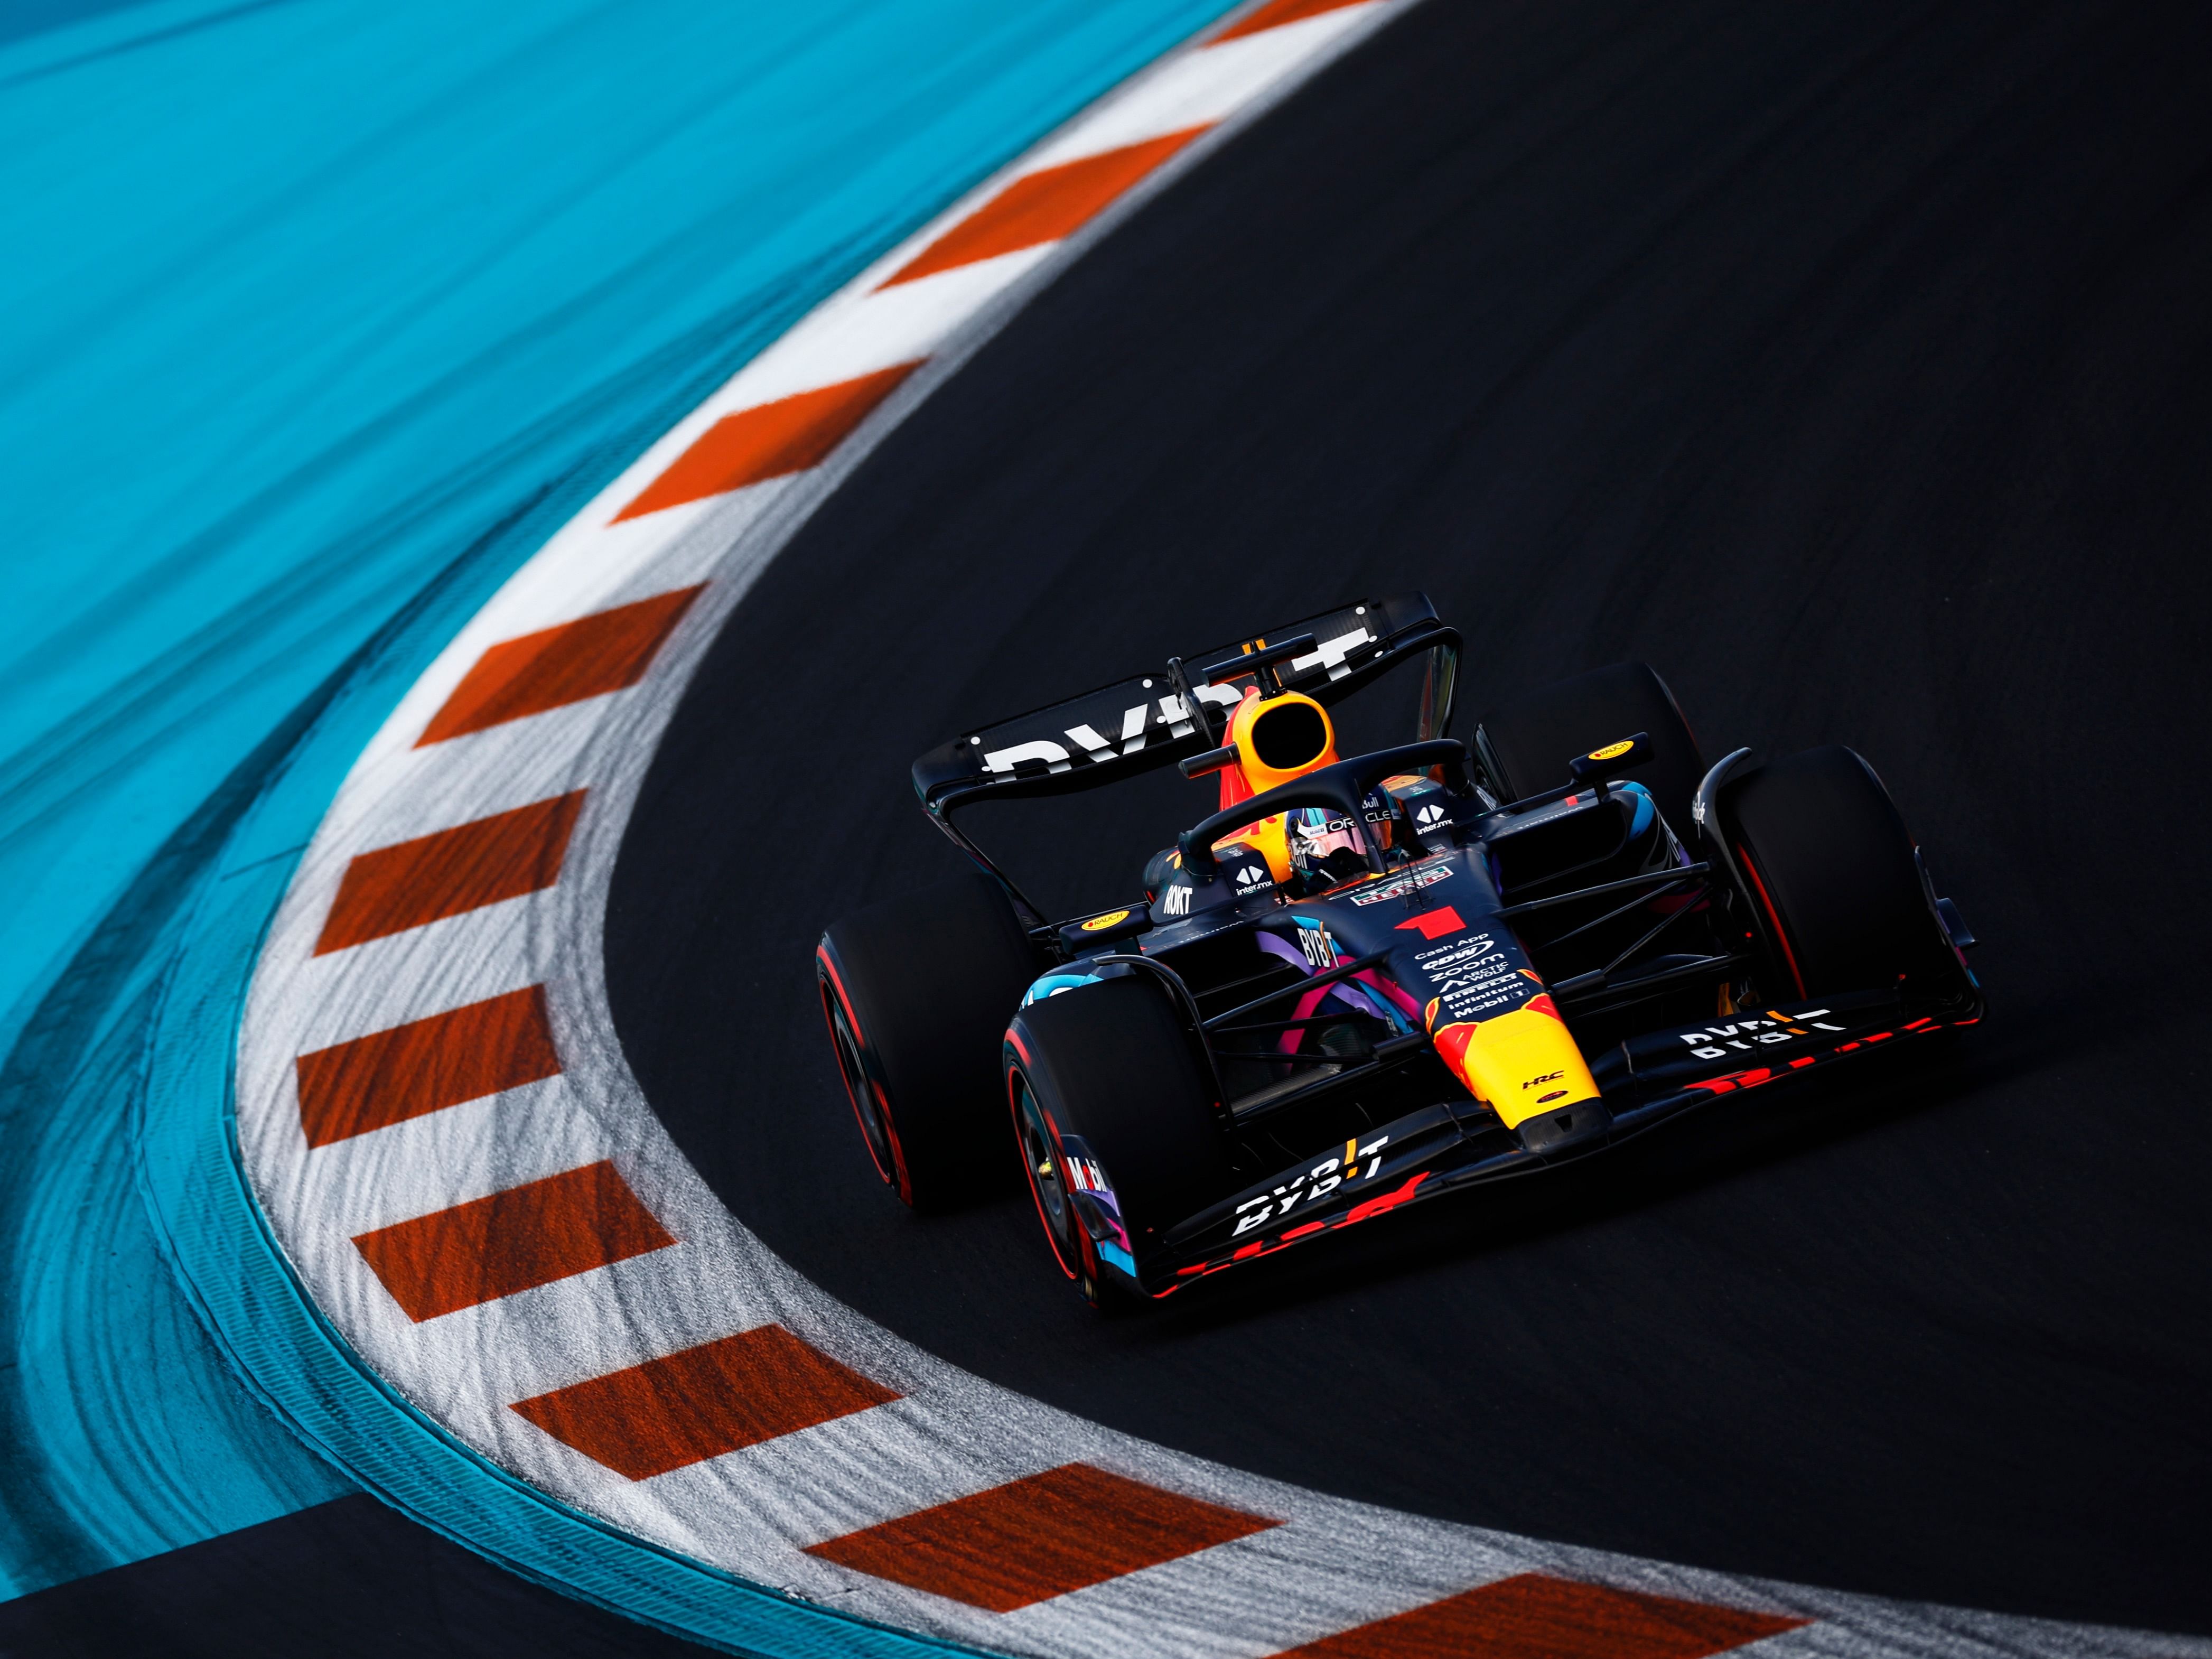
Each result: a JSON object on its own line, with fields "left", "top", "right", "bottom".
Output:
{"left": 1096, "top": 991, "right": 1982, "bottom": 1298}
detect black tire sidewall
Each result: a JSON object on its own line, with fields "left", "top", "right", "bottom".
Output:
{"left": 817, "top": 950, "right": 909, "bottom": 1196}
{"left": 1005, "top": 1057, "right": 1089, "bottom": 1283}
{"left": 818, "top": 872, "right": 1039, "bottom": 1207}
{"left": 1723, "top": 745, "right": 1956, "bottom": 998}
{"left": 1006, "top": 975, "right": 1228, "bottom": 1282}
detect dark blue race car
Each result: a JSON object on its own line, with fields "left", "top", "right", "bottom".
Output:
{"left": 818, "top": 594, "right": 1981, "bottom": 1308}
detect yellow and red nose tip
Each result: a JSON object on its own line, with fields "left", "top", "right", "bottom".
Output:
{"left": 1430, "top": 995, "right": 1601, "bottom": 1129}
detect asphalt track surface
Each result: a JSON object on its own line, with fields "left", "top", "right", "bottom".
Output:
{"left": 609, "top": 0, "right": 2212, "bottom": 1638}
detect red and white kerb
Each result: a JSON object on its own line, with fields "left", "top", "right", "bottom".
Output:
{"left": 230, "top": 2, "right": 2180, "bottom": 1655}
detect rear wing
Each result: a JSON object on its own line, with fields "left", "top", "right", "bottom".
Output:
{"left": 912, "top": 594, "right": 1460, "bottom": 895}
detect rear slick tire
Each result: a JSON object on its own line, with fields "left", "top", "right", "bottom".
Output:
{"left": 1004, "top": 976, "right": 1228, "bottom": 1309}
{"left": 817, "top": 872, "right": 1039, "bottom": 1210}
{"left": 1722, "top": 745, "right": 1957, "bottom": 1000}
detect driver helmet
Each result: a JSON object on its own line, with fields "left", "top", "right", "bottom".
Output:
{"left": 1286, "top": 791, "right": 1397, "bottom": 889}
{"left": 1218, "top": 689, "right": 1401, "bottom": 892}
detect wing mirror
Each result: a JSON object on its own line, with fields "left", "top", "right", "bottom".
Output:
{"left": 1566, "top": 732, "right": 1650, "bottom": 797}
{"left": 1058, "top": 902, "right": 1152, "bottom": 950}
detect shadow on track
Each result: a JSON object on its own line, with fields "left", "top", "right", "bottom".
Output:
{"left": 0, "top": 1497, "right": 717, "bottom": 1658}
{"left": 609, "top": 0, "right": 2212, "bottom": 1630}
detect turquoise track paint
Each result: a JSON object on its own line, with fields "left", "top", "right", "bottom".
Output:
{"left": 0, "top": 0, "right": 1235, "bottom": 1029}
{"left": 125, "top": 574, "right": 981, "bottom": 1653}
{"left": 0, "top": 0, "right": 1234, "bottom": 1605}
{"left": 0, "top": 0, "right": 160, "bottom": 52}
{"left": 0, "top": 736, "right": 359, "bottom": 1600}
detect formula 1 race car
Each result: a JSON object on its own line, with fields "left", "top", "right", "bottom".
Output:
{"left": 817, "top": 594, "right": 1981, "bottom": 1307}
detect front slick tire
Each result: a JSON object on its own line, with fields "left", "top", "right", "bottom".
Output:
{"left": 817, "top": 872, "right": 1038, "bottom": 1210}
{"left": 1005, "top": 976, "right": 1228, "bottom": 1311}
{"left": 1723, "top": 745, "right": 1959, "bottom": 1000}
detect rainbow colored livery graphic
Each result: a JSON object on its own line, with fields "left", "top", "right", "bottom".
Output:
{"left": 818, "top": 594, "right": 1981, "bottom": 1307}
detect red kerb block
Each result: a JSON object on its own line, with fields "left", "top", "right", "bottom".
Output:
{"left": 804, "top": 1462, "right": 1277, "bottom": 1611}
{"left": 882, "top": 129, "right": 1210, "bottom": 287}
{"left": 352, "top": 1160, "right": 674, "bottom": 1321}
{"left": 614, "top": 366, "right": 921, "bottom": 521}
{"left": 295, "top": 985, "right": 559, "bottom": 1148}
{"left": 314, "top": 791, "right": 584, "bottom": 955}
{"left": 1272, "top": 1572, "right": 1807, "bottom": 1659}
{"left": 511, "top": 1325, "right": 900, "bottom": 1479}
{"left": 417, "top": 589, "right": 703, "bottom": 745}
{"left": 1215, "top": 0, "right": 1369, "bottom": 42}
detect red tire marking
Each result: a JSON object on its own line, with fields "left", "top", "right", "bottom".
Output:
{"left": 815, "top": 946, "right": 869, "bottom": 1047}
{"left": 817, "top": 946, "right": 910, "bottom": 1195}
{"left": 872, "top": 1079, "right": 915, "bottom": 1204}
{"left": 1733, "top": 845, "right": 1806, "bottom": 999}
{"left": 1008, "top": 1063, "right": 1081, "bottom": 1281}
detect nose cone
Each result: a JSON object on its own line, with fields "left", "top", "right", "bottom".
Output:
{"left": 1430, "top": 994, "right": 1602, "bottom": 1130}
{"left": 1515, "top": 1096, "right": 1614, "bottom": 1155}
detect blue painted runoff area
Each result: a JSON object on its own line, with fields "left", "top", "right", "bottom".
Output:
{"left": 0, "top": 0, "right": 1237, "bottom": 1608}
{"left": 134, "top": 570, "right": 984, "bottom": 1656}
